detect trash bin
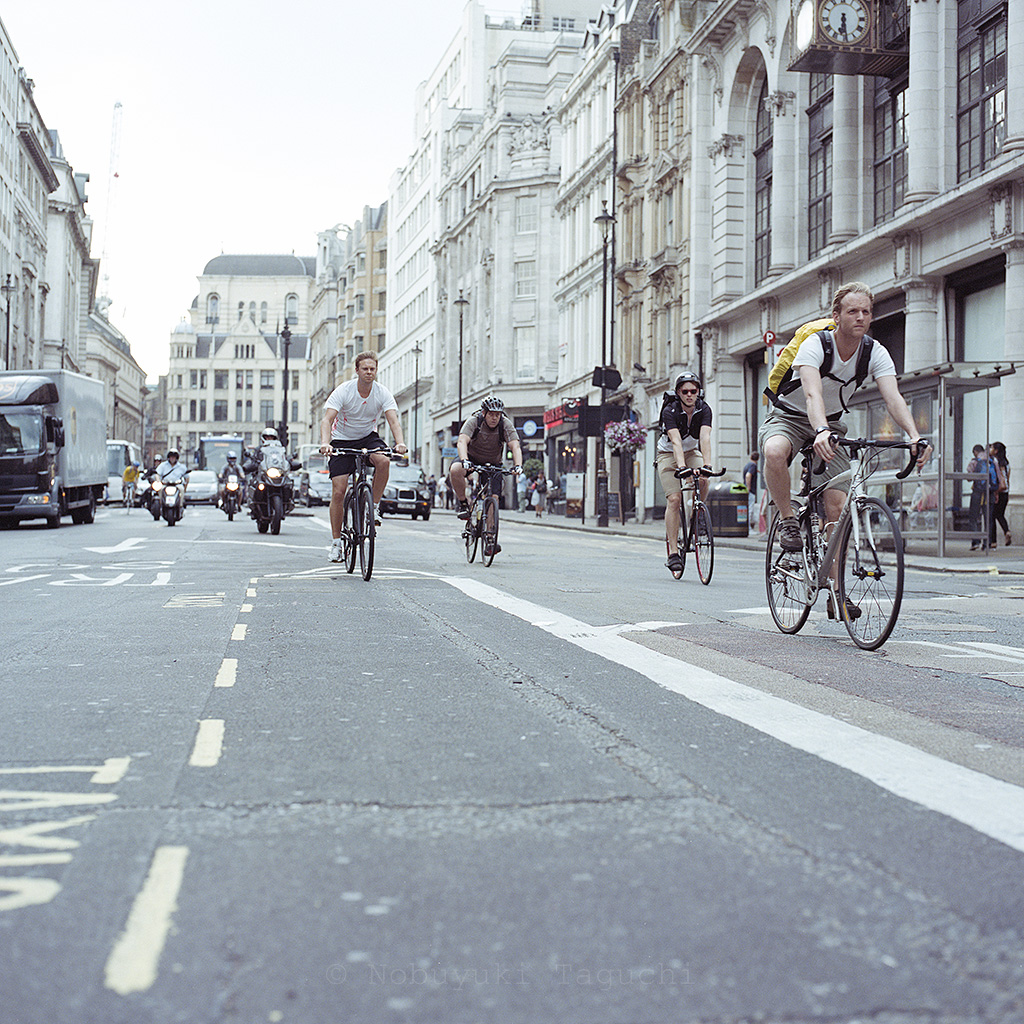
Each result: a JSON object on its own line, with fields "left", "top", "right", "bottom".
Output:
{"left": 706, "top": 481, "right": 749, "bottom": 537}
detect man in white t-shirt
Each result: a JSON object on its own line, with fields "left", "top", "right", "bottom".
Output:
{"left": 758, "top": 282, "right": 930, "bottom": 561}
{"left": 319, "top": 351, "right": 407, "bottom": 562}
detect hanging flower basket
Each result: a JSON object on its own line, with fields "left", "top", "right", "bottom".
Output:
{"left": 604, "top": 419, "right": 648, "bottom": 455}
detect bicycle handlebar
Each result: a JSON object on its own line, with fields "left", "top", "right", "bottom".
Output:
{"left": 802, "top": 435, "right": 929, "bottom": 480}
{"left": 325, "top": 446, "right": 406, "bottom": 461}
{"left": 464, "top": 462, "right": 519, "bottom": 475}
{"left": 674, "top": 466, "right": 727, "bottom": 480}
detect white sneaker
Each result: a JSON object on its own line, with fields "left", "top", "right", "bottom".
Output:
{"left": 328, "top": 538, "right": 343, "bottom": 562}
{"left": 373, "top": 504, "right": 382, "bottom": 526}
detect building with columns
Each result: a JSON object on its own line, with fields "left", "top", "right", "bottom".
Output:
{"left": 601, "top": 0, "right": 1024, "bottom": 545}
{"left": 165, "top": 255, "right": 314, "bottom": 461}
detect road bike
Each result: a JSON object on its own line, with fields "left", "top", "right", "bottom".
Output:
{"left": 462, "top": 463, "right": 514, "bottom": 567}
{"left": 669, "top": 466, "right": 726, "bottom": 585}
{"left": 327, "top": 446, "right": 402, "bottom": 582}
{"left": 123, "top": 480, "right": 136, "bottom": 513}
{"left": 765, "top": 436, "right": 920, "bottom": 650}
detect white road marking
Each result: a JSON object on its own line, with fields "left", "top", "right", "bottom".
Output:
{"left": 51, "top": 573, "right": 134, "bottom": 587}
{"left": 246, "top": 588, "right": 257, "bottom": 597}
{"left": 0, "top": 757, "right": 129, "bottom": 785}
{"left": 444, "top": 576, "right": 1024, "bottom": 854}
{"left": 0, "top": 574, "right": 49, "bottom": 587}
{"left": 85, "top": 538, "right": 147, "bottom": 554}
{"left": 188, "top": 720, "right": 225, "bottom": 767}
{"left": 231, "top": 623, "right": 247, "bottom": 641}
{"left": 239, "top": 603, "right": 253, "bottom": 613}
{"left": 104, "top": 845, "right": 189, "bottom": 995}
{"left": 215, "top": 659, "right": 237, "bottom": 687}
{"left": 901, "top": 640, "right": 1024, "bottom": 665}
{"left": 127, "top": 572, "right": 171, "bottom": 586}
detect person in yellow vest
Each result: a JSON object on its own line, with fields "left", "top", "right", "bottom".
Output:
{"left": 121, "top": 461, "right": 141, "bottom": 504}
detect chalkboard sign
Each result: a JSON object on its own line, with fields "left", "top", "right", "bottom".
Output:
{"left": 606, "top": 490, "right": 622, "bottom": 523}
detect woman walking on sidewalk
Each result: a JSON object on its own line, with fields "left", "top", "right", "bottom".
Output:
{"left": 989, "top": 441, "right": 1011, "bottom": 546}
{"left": 531, "top": 472, "right": 547, "bottom": 517}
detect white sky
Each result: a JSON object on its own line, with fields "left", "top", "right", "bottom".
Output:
{"left": 4, "top": 0, "right": 476, "bottom": 381}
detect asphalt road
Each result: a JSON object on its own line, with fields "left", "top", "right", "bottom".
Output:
{"left": 1, "top": 503, "right": 1022, "bottom": 1023}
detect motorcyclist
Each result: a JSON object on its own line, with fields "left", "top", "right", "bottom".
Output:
{"left": 218, "top": 450, "right": 245, "bottom": 504}
{"left": 156, "top": 448, "right": 190, "bottom": 486}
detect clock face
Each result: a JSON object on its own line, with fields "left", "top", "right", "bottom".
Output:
{"left": 819, "top": 0, "right": 870, "bottom": 45}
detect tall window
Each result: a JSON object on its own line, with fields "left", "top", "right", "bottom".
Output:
{"left": 285, "top": 293, "right": 298, "bottom": 324}
{"left": 807, "top": 73, "right": 833, "bottom": 258}
{"left": 874, "top": 78, "right": 908, "bottom": 223}
{"left": 514, "top": 325, "right": 538, "bottom": 379}
{"left": 957, "top": 2, "right": 1006, "bottom": 181}
{"left": 754, "top": 80, "right": 773, "bottom": 286}
{"left": 260, "top": 400, "right": 274, "bottom": 423}
{"left": 260, "top": 301, "right": 268, "bottom": 323}
{"left": 260, "top": 371, "right": 274, "bottom": 389}
{"left": 206, "top": 294, "right": 219, "bottom": 324}
{"left": 515, "top": 261, "right": 537, "bottom": 298}
{"left": 516, "top": 195, "right": 538, "bottom": 233}
{"left": 214, "top": 399, "right": 228, "bottom": 421}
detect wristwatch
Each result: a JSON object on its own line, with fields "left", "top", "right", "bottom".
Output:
{"left": 814, "top": 426, "right": 830, "bottom": 434}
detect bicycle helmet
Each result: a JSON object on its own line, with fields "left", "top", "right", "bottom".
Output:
{"left": 481, "top": 395, "right": 504, "bottom": 412}
{"left": 674, "top": 372, "right": 703, "bottom": 397}
{"left": 132, "top": 461, "right": 140, "bottom": 467}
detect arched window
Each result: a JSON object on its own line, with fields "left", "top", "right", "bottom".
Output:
{"left": 285, "top": 293, "right": 298, "bottom": 325}
{"left": 207, "top": 294, "right": 220, "bottom": 325}
{"left": 249, "top": 301, "right": 256, "bottom": 321}
{"left": 260, "top": 301, "right": 268, "bottom": 323}
{"left": 754, "top": 79, "right": 773, "bottom": 286}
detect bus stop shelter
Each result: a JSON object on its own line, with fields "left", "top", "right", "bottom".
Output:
{"left": 845, "top": 362, "right": 1014, "bottom": 557}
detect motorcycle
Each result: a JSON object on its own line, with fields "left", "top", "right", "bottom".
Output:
{"left": 148, "top": 478, "right": 163, "bottom": 520}
{"left": 248, "top": 445, "right": 295, "bottom": 535}
{"left": 160, "top": 479, "right": 185, "bottom": 526}
{"left": 221, "top": 473, "right": 242, "bottom": 521}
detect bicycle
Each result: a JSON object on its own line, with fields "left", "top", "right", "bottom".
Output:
{"left": 765, "top": 435, "right": 920, "bottom": 650}
{"left": 669, "top": 466, "right": 726, "bottom": 585}
{"left": 123, "top": 480, "right": 136, "bottom": 513}
{"left": 326, "top": 446, "right": 402, "bottom": 582}
{"left": 462, "top": 463, "right": 514, "bottom": 567}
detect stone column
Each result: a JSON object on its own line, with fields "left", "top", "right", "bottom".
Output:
{"left": 1001, "top": 236, "right": 1024, "bottom": 537}
{"left": 904, "top": 0, "right": 942, "bottom": 203}
{"left": 829, "top": 75, "right": 859, "bottom": 244}
{"left": 901, "top": 276, "right": 943, "bottom": 371}
{"left": 767, "top": 89, "right": 796, "bottom": 275}
{"left": 1003, "top": 0, "right": 1024, "bottom": 154}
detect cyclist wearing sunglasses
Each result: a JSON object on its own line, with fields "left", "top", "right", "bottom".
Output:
{"left": 656, "top": 372, "right": 713, "bottom": 576}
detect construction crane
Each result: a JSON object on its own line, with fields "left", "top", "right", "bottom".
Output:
{"left": 98, "top": 101, "right": 122, "bottom": 305}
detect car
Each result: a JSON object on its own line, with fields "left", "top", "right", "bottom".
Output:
{"left": 304, "top": 467, "right": 334, "bottom": 506}
{"left": 185, "top": 469, "right": 219, "bottom": 505}
{"left": 379, "top": 463, "right": 431, "bottom": 520}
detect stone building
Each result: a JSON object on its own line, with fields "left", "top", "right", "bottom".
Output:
{"left": 165, "top": 255, "right": 314, "bottom": 461}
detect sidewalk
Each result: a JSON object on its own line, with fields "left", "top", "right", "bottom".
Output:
{"left": 432, "top": 506, "right": 1024, "bottom": 575}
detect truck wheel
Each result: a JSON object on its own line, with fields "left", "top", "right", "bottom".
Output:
{"left": 46, "top": 513, "right": 61, "bottom": 529}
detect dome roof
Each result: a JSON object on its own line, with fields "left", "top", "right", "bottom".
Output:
{"left": 202, "top": 254, "right": 315, "bottom": 277}
{"left": 172, "top": 320, "right": 196, "bottom": 334}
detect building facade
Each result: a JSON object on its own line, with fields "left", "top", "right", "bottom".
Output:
{"left": 165, "top": 255, "right": 314, "bottom": 461}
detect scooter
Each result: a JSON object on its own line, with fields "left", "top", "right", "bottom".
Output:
{"left": 148, "top": 478, "right": 163, "bottom": 520}
{"left": 221, "top": 473, "right": 242, "bottom": 521}
{"left": 160, "top": 479, "right": 185, "bottom": 526}
{"left": 249, "top": 445, "right": 294, "bottom": 535}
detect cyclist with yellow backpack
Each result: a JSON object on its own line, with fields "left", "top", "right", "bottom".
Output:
{"left": 758, "top": 281, "right": 930, "bottom": 554}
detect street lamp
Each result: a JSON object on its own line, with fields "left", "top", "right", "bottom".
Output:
{"left": 412, "top": 342, "right": 422, "bottom": 464}
{"left": 454, "top": 290, "right": 469, "bottom": 426}
{"left": 279, "top": 322, "right": 292, "bottom": 450}
{"left": 594, "top": 199, "right": 616, "bottom": 528}
{"left": 1, "top": 274, "right": 13, "bottom": 370}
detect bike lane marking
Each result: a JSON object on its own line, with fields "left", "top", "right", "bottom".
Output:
{"left": 188, "top": 720, "right": 225, "bottom": 767}
{"left": 104, "top": 845, "right": 189, "bottom": 995}
{"left": 443, "top": 576, "right": 1024, "bottom": 855}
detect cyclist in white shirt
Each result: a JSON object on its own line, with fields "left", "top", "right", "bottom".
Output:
{"left": 319, "top": 351, "right": 408, "bottom": 562}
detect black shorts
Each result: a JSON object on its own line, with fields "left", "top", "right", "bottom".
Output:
{"left": 454, "top": 460, "right": 503, "bottom": 497}
{"left": 328, "top": 432, "right": 385, "bottom": 476}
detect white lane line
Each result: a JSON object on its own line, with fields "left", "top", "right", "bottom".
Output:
{"left": 0, "top": 757, "right": 129, "bottom": 784}
{"left": 239, "top": 603, "right": 253, "bottom": 613}
{"left": 104, "top": 845, "right": 189, "bottom": 995}
{"left": 188, "top": 720, "right": 225, "bottom": 767}
{"left": 443, "top": 576, "right": 1024, "bottom": 854}
{"left": 0, "top": 574, "right": 49, "bottom": 587}
{"left": 246, "top": 588, "right": 257, "bottom": 598}
{"left": 214, "top": 659, "right": 237, "bottom": 687}
{"left": 231, "top": 623, "right": 247, "bottom": 641}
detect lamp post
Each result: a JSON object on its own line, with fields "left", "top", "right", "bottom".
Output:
{"left": 594, "top": 199, "right": 615, "bottom": 528}
{"left": 279, "top": 322, "right": 292, "bottom": 450}
{"left": 1, "top": 274, "right": 13, "bottom": 370}
{"left": 454, "top": 290, "right": 469, "bottom": 427}
{"left": 412, "top": 342, "right": 422, "bottom": 463}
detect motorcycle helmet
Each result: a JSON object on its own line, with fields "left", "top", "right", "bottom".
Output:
{"left": 227, "top": 450, "right": 238, "bottom": 460}
{"left": 167, "top": 448, "right": 180, "bottom": 459}
{"left": 481, "top": 395, "right": 504, "bottom": 413}
{"left": 674, "top": 372, "right": 703, "bottom": 399}
{"left": 261, "top": 428, "right": 278, "bottom": 443}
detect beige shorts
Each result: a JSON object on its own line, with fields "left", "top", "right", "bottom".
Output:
{"left": 657, "top": 448, "right": 704, "bottom": 497}
{"left": 757, "top": 410, "right": 850, "bottom": 492}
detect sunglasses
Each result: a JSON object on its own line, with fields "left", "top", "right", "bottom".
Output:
{"left": 678, "top": 388, "right": 699, "bottom": 395}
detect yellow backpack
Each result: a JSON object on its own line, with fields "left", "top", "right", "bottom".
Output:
{"left": 764, "top": 317, "right": 874, "bottom": 416}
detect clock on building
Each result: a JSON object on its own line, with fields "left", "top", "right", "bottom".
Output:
{"left": 819, "top": 0, "right": 870, "bottom": 46}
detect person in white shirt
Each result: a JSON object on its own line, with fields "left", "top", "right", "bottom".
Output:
{"left": 319, "top": 351, "right": 408, "bottom": 561}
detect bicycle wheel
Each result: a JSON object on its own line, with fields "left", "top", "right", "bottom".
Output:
{"left": 342, "top": 493, "right": 357, "bottom": 574}
{"left": 837, "top": 496, "right": 904, "bottom": 650}
{"left": 693, "top": 502, "right": 714, "bottom": 585}
{"left": 765, "top": 512, "right": 813, "bottom": 634}
{"left": 464, "top": 501, "right": 479, "bottom": 563}
{"left": 357, "top": 482, "right": 375, "bottom": 581}
{"left": 481, "top": 495, "right": 499, "bottom": 567}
